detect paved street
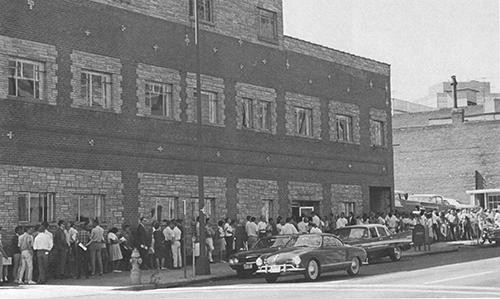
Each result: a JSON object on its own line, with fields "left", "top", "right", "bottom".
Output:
{"left": 2, "top": 245, "right": 499, "bottom": 299}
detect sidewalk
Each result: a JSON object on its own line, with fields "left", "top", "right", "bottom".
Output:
{"left": 403, "top": 240, "right": 477, "bottom": 257}
{"left": 49, "top": 262, "right": 235, "bottom": 290}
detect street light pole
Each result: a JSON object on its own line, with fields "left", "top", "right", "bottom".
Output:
{"left": 194, "top": 0, "right": 210, "bottom": 275}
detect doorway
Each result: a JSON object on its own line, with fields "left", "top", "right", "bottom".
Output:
{"left": 369, "top": 187, "right": 392, "bottom": 213}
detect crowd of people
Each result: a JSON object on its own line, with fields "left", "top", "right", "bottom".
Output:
{"left": 1, "top": 207, "right": 499, "bottom": 285}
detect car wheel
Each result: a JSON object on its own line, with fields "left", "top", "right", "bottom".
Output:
{"left": 265, "top": 274, "right": 279, "bottom": 283}
{"left": 347, "top": 257, "right": 360, "bottom": 276}
{"left": 390, "top": 247, "right": 402, "bottom": 262}
{"left": 304, "top": 259, "right": 320, "bottom": 281}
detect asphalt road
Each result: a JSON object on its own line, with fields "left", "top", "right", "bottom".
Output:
{"left": 2, "top": 245, "right": 500, "bottom": 299}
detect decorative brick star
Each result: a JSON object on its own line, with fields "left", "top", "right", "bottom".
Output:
{"left": 120, "top": 24, "right": 127, "bottom": 32}
{"left": 185, "top": 34, "right": 191, "bottom": 46}
{"left": 262, "top": 59, "right": 267, "bottom": 65}
{"left": 157, "top": 146, "right": 164, "bottom": 152}
{"left": 238, "top": 38, "right": 243, "bottom": 46}
{"left": 152, "top": 44, "right": 159, "bottom": 51}
{"left": 88, "top": 139, "right": 95, "bottom": 146}
{"left": 213, "top": 47, "right": 218, "bottom": 53}
{"left": 6, "top": 131, "right": 14, "bottom": 140}
{"left": 84, "top": 29, "right": 91, "bottom": 36}
{"left": 285, "top": 59, "right": 290, "bottom": 70}
{"left": 27, "top": 0, "right": 34, "bottom": 10}
{"left": 369, "top": 80, "right": 374, "bottom": 89}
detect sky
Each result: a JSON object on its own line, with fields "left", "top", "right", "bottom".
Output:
{"left": 283, "top": 0, "right": 500, "bottom": 106}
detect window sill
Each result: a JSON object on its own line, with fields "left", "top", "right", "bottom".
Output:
{"left": 72, "top": 104, "right": 119, "bottom": 114}
{"left": 6, "top": 95, "right": 51, "bottom": 105}
{"left": 189, "top": 16, "right": 215, "bottom": 27}
{"left": 240, "top": 127, "right": 273, "bottom": 134}
{"left": 370, "top": 144, "right": 387, "bottom": 149}
{"left": 258, "top": 35, "right": 279, "bottom": 45}
{"left": 139, "top": 114, "right": 179, "bottom": 122}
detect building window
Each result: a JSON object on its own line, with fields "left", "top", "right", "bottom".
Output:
{"left": 256, "top": 100, "right": 271, "bottom": 131}
{"left": 81, "top": 70, "right": 111, "bottom": 108}
{"left": 370, "top": 119, "right": 385, "bottom": 146}
{"left": 262, "top": 200, "right": 274, "bottom": 221}
{"left": 295, "top": 107, "right": 313, "bottom": 136}
{"left": 74, "top": 194, "right": 105, "bottom": 223}
{"left": 242, "top": 98, "right": 254, "bottom": 129}
{"left": 336, "top": 115, "right": 353, "bottom": 142}
{"left": 145, "top": 82, "right": 173, "bottom": 118}
{"left": 152, "top": 197, "right": 178, "bottom": 222}
{"left": 488, "top": 195, "right": 500, "bottom": 210}
{"left": 189, "top": 0, "right": 213, "bottom": 22}
{"left": 18, "top": 192, "right": 55, "bottom": 223}
{"left": 259, "top": 8, "right": 277, "bottom": 40}
{"left": 341, "top": 202, "right": 355, "bottom": 215}
{"left": 8, "top": 59, "right": 43, "bottom": 99}
{"left": 192, "top": 197, "right": 216, "bottom": 219}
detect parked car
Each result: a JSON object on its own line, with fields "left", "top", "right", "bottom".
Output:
{"left": 396, "top": 194, "right": 454, "bottom": 213}
{"left": 255, "top": 233, "right": 367, "bottom": 283}
{"left": 228, "top": 235, "right": 297, "bottom": 277}
{"left": 442, "top": 197, "right": 478, "bottom": 210}
{"left": 333, "top": 224, "right": 412, "bottom": 263}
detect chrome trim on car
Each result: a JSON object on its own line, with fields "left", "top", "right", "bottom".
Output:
{"left": 256, "top": 264, "right": 306, "bottom": 274}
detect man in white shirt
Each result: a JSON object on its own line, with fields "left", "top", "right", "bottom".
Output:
{"left": 257, "top": 216, "right": 267, "bottom": 238}
{"left": 171, "top": 221, "right": 182, "bottom": 269}
{"left": 246, "top": 217, "right": 258, "bottom": 249}
{"left": 311, "top": 212, "right": 321, "bottom": 227}
{"left": 163, "top": 222, "right": 174, "bottom": 269}
{"left": 297, "top": 217, "right": 309, "bottom": 234}
{"left": 309, "top": 223, "right": 322, "bottom": 234}
{"left": 280, "top": 218, "right": 298, "bottom": 235}
{"left": 33, "top": 226, "right": 53, "bottom": 284}
{"left": 336, "top": 213, "right": 348, "bottom": 228}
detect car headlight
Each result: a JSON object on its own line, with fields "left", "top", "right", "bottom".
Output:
{"left": 292, "top": 256, "right": 301, "bottom": 266}
{"left": 256, "top": 257, "right": 263, "bottom": 267}
{"left": 233, "top": 258, "right": 239, "bottom": 264}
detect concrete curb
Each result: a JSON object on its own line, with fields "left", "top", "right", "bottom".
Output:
{"left": 403, "top": 247, "right": 459, "bottom": 258}
{"left": 119, "top": 273, "right": 235, "bottom": 291}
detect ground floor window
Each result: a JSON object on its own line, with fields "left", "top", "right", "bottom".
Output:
{"left": 191, "top": 197, "right": 216, "bottom": 220}
{"left": 341, "top": 202, "right": 355, "bottom": 215}
{"left": 18, "top": 192, "right": 55, "bottom": 223}
{"left": 261, "top": 199, "right": 274, "bottom": 221}
{"left": 74, "top": 194, "right": 105, "bottom": 223}
{"left": 151, "top": 197, "right": 179, "bottom": 222}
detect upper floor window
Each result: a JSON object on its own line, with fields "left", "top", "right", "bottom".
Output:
{"left": 258, "top": 8, "right": 278, "bottom": 40}
{"left": 146, "top": 82, "right": 173, "bottom": 118}
{"left": 242, "top": 98, "right": 253, "bottom": 129}
{"left": 295, "top": 106, "right": 313, "bottom": 136}
{"left": 189, "top": 0, "right": 213, "bottom": 22}
{"left": 336, "top": 115, "right": 353, "bottom": 143}
{"left": 194, "top": 90, "right": 219, "bottom": 124}
{"left": 256, "top": 100, "right": 271, "bottom": 131}
{"left": 370, "top": 119, "right": 385, "bottom": 146}
{"left": 18, "top": 192, "right": 55, "bottom": 223}
{"left": 81, "top": 70, "right": 111, "bottom": 108}
{"left": 8, "top": 59, "right": 43, "bottom": 99}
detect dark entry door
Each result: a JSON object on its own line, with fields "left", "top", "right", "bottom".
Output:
{"left": 369, "top": 187, "right": 392, "bottom": 213}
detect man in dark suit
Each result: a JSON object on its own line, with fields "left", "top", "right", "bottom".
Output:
{"left": 135, "top": 217, "right": 150, "bottom": 269}
{"left": 53, "top": 220, "right": 69, "bottom": 279}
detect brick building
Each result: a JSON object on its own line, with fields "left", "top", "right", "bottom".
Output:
{"left": 393, "top": 101, "right": 500, "bottom": 208}
{"left": 0, "top": 0, "right": 393, "bottom": 239}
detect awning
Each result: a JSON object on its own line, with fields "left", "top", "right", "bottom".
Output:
{"left": 465, "top": 189, "right": 500, "bottom": 195}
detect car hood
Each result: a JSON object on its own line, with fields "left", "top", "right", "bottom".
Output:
{"left": 230, "top": 247, "right": 283, "bottom": 261}
{"left": 259, "top": 247, "right": 316, "bottom": 263}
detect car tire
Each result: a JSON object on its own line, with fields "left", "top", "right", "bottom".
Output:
{"left": 265, "top": 274, "right": 279, "bottom": 283}
{"left": 304, "top": 259, "right": 321, "bottom": 281}
{"left": 347, "top": 257, "right": 360, "bottom": 276}
{"left": 390, "top": 247, "right": 402, "bottom": 262}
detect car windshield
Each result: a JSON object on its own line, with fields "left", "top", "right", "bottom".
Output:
{"left": 335, "top": 228, "right": 369, "bottom": 240}
{"left": 254, "top": 236, "right": 294, "bottom": 249}
{"left": 293, "top": 234, "right": 322, "bottom": 248}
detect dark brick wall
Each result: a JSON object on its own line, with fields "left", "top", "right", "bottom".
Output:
{"left": 0, "top": 0, "right": 393, "bottom": 224}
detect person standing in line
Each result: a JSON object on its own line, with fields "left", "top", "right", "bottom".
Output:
{"left": 163, "top": 221, "right": 174, "bottom": 269}
{"left": 87, "top": 220, "right": 104, "bottom": 276}
{"left": 9, "top": 226, "right": 22, "bottom": 284}
{"left": 75, "top": 223, "right": 90, "bottom": 279}
{"left": 17, "top": 226, "right": 35, "bottom": 284}
{"left": 107, "top": 227, "right": 123, "bottom": 272}
{"left": 309, "top": 223, "right": 322, "bottom": 234}
{"left": 171, "top": 221, "right": 182, "bottom": 269}
{"left": 54, "top": 220, "right": 69, "bottom": 279}
{"left": 246, "top": 217, "right": 258, "bottom": 249}
{"left": 33, "top": 225, "right": 53, "bottom": 284}
{"left": 280, "top": 217, "right": 299, "bottom": 235}
{"left": 223, "top": 218, "right": 235, "bottom": 261}
{"left": 151, "top": 222, "right": 166, "bottom": 270}
{"left": 67, "top": 222, "right": 78, "bottom": 278}
{"left": 336, "top": 213, "right": 348, "bottom": 229}
{"left": 257, "top": 216, "right": 267, "bottom": 238}
{"left": 297, "top": 217, "right": 309, "bottom": 234}
{"left": 205, "top": 219, "right": 215, "bottom": 263}
{"left": 135, "top": 217, "right": 150, "bottom": 270}
{"left": 215, "top": 220, "right": 226, "bottom": 262}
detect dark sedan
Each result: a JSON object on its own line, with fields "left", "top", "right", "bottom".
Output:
{"left": 333, "top": 224, "right": 412, "bottom": 263}
{"left": 255, "top": 233, "right": 367, "bottom": 283}
{"left": 228, "top": 235, "right": 297, "bottom": 277}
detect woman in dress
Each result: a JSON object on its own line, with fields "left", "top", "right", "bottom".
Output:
{"left": 152, "top": 221, "right": 166, "bottom": 269}
{"left": 107, "top": 227, "right": 123, "bottom": 273}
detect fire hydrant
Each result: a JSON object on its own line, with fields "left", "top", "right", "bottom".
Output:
{"left": 130, "top": 248, "right": 142, "bottom": 284}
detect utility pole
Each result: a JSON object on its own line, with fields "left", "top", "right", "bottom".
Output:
{"left": 451, "top": 75, "right": 458, "bottom": 108}
{"left": 194, "top": 0, "right": 210, "bottom": 275}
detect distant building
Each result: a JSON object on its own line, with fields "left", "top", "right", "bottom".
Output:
{"left": 393, "top": 98, "right": 500, "bottom": 208}
{"left": 392, "top": 98, "right": 435, "bottom": 115}
{"left": 437, "top": 80, "right": 500, "bottom": 109}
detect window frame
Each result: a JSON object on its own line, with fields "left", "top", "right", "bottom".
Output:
{"left": 18, "top": 192, "right": 55, "bottom": 223}
{"left": 152, "top": 196, "right": 179, "bottom": 222}
{"left": 341, "top": 202, "right": 355, "bottom": 215}
{"left": 8, "top": 58, "right": 44, "bottom": 100}
{"left": 256, "top": 100, "right": 271, "bottom": 131}
{"left": 258, "top": 7, "right": 278, "bottom": 41}
{"left": 75, "top": 194, "right": 105, "bottom": 223}
{"left": 262, "top": 199, "right": 274, "bottom": 222}
{"left": 189, "top": 0, "right": 214, "bottom": 23}
{"left": 370, "top": 119, "right": 386, "bottom": 147}
{"left": 242, "top": 98, "right": 254, "bottom": 129}
{"left": 145, "top": 81, "right": 174, "bottom": 118}
{"left": 80, "top": 69, "right": 112, "bottom": 109}
{"left": 295, "top": 106, "right": 313, "bottom": 136}
{"left": 336, "top": 114, "right": 353, "bottom": 143}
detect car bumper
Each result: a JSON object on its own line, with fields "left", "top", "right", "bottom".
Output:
{"left": 256, "top": 264, "right": 305, "bottom": 274}
{"left": 230, "top": 263, "right": 256, "bottom": 271}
